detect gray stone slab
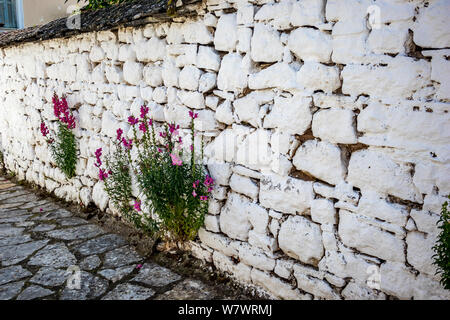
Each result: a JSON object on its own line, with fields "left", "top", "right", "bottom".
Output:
{"left": 28, "top": 243, "right": 77, "bottom": 268}
{"left": 155, "top": 279, "right": 215, "bottom": 300}
{"left": 0, "top": 280, "right": 24, "bottom": 300}
{"left": 31, "top": 224, "right": 56, "bottom": 232}
{"left": 2, "top": 193, "right": 39, "bottom": 204}
{"left": 0, "top": 209, "right": 30, "bottom": 219}
{"left": 0, "top": 234, "right": 32, "bottom": 247}
{"left": 31, "top": 202, "right": 60, "bottom": 213}
{"left": 60, "top": 271, "right": 108, "bottom": 300}
{"left": 16, "top": 285, "right": 54, "bottom": 300}
{"left": 132, "top": 262, "right": 182, "bottom": 287}
{"left": 98, "top": 265, "right": 135, "bottom": 283}
{"left": 101, "top": 283, "right": 155, "bottom": 300}
{"left": 74, "top": 234, "right": 128, "bottom": 256}
{"left": 0, "top": 240, "right": 49, "bottom": 266}
{"left": 33, "top": 209, "right": 73, "bottom": 221}
{"left": 46, "top": 224, "right": 105, "bottom": 241}
{"left": 80, "top": 255, "right": 102, "bottom": 271}
{"left": 29, "top": 267, "right": 69, "bottom": 287}
{"left": 56, "top": 217, "right": 88, "bottom": 227}
{"left": 0, "top": 203, "right": 23, "bottom": 209}
{"left": 0, "top": 215, "right": 30, "bottom": 224}
{"left": 15, "top": 221, "right": 35, "bottom": 227}
{"left": 0, "top": 225, "right": 24, "bottom": 238}
{"left": 103, "top": 246, "right": 142, "bottom": 269}
{"left": 0, "top": 265, "right": 32, "bottom": 285}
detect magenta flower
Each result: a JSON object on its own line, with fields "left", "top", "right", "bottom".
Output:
{"left": 139, "top": 122, "right": 147, "bottom": 133}
{"left": 170, "top": 153, "right": 182, "bottom": 166}
{"left": 178, "top": 136, "right": 182, "bottom": 144}
{"left": 99, "top": 168, "right": 109, "bottom": 181}
{"left": 136, "top": 264, "right": 143, "bottom": 270}
{"left": 159, "top": 132, "right": 167, "bottom": 138}
{"left": 122, "top": 138, "right": 133, "bottom": 150}
{"left": 128, "top": 116, "right": 138, "bottom": 125}
{"left": 116, "top": 128, "right": 123, "bottom": 141}
{"left": 204, "top": 175, "right": 214, "bottom": 186}
{"left": 157, "top": 148, "right": 162, "bottom": 153}
{"left": 189, "top": 111, "right": 198, "bottom": 119}
{"left": 40, "top": 122, "right": 49, "bottom": 137}
{"left": 140, "top": 105, "right": 149, "bottom": 119}
{"left": 193, "top": 182, "right": 197, "bottom": 189}
{"left": 192, "top": 190, "right": 197, "bottom": 197}
{"left": 200, "top": 196, "right": 208, "bottom": 201}
{"left": 190, "top": 144, "right": 193, "bottom": 151}
{"left": 133, "top": 200, "right": 141, "bottom": 212}
{"left": 148, "top": 118, "right": 153, "bottom": 126}
{"left": 94, "top": 148, "right": 102, "bottom": 167}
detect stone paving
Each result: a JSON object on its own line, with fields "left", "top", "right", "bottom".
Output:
{"left": 0, "top": 176, "right": 237, "bottom": 300}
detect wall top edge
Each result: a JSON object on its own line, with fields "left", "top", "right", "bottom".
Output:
{"left": 0, "top": 0, "right": 202, "bottom": 48}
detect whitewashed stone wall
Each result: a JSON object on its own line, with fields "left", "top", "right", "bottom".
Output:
{"left": 1, "top": 0, "right": 449, "bottom": 300}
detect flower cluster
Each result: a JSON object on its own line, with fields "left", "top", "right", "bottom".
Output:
{"left": 52, "top": 94, "right": 76, "bottom": 129}
{"left": 40, "top": 122, "right": 49, "bottom": 137}
{"left": 192, "top": 175, "right": 215, "bottom": 201}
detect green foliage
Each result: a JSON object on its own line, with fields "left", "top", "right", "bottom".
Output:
{"left": 103, "top": 139, "right": 157, "bottom": 233}
{"left": 50, "top": 123, "right": 77, "bottom": 179}
{"left": 98, "top": 107, "right": 213, "bottom": 243}
{"left": 0, "top": 150, "right": 4, "bottom": 173}
{"left": 433, "top": 197, "right": 450, "bottom": 290}
{"left": 134, "top": 118, "right": 210, "bottom": 242}
{"left": 68, "top": 0, "right": 177, "bottom": 15}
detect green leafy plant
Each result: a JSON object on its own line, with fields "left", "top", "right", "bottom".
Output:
{"left": 40, "top": 94, "right": 78, "bottom": 179}
{"left": 68, "top": 0, "right": 177, "bottom": 15}
{"left": 97, "top": 106, "right": 213, "bottom": 242}
{"left": 433, "top": 197, "right": 450, "bottom": 290}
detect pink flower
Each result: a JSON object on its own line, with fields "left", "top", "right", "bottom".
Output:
{"left": 193, "top": 182, "right": 197, "bottom": 189}
{"left": 39, "top": 208, "right": 43, "bottom": 212}
{"left": 159, "top": 132, "right": 167, "bottom": 138}
{"left": 116, "top": 128, "right": 123, "bottom": 141}
{"left": 189, "top": 111, "right": 198, "bottom": 119}
{"left": 148, "top": 118, "right": 153, "bottom": 126}
{"left": 136, "top": 264, "right": 143, "bottom": 270}
{"left": 99, "top": 168, "right": 109, "bottom": 181}
{"left": 170, "top": 153, "right": 182, "bottom": 166}
{"left": 133, "top": 200, "right": 141, "bottom": 212}
{"left": 94, "top": 148, "right": 102, "bottom": 167}
{"left": 190, "top": 144, "right": 193, "bottom": 151}
{"left": 200, "top": 196, "right": 208, "bottom": 201}
{"left": 177, "top": 136, "right": 182, "bottom": 144}
{"left": 128, "top": 116, "right": 138, "bottom": 125}
{"left": 204, "top": 175, "right": 214, "bottom": 186}
{"left": 140, "top": 105, "right": 149, "bottom": 119}
{"left": 157, "top": 148, "right": 162, "bottom": 153}
{"left": 122, "top": 138, "right": 133, "bottom": 150}
{"left": 192, "top": 190, "right": 197, "bottom": 197}
{"left": 40, "top": 122, "right": 49, "bottom": 137}
{"left": 169, "top": 124, "right": 180, "bottom": 134}
{"left": 139, "top": 122, "right": 147, "bottom": 133}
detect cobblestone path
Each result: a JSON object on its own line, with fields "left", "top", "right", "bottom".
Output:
{"left": 0, "top": 176, "right": 236, "bottom": 300}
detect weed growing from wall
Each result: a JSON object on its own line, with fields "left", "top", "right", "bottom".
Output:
{"left": 97, "top": 106, "right": 213, "bottom": 243}
{"left": 433, "top": 197, "right": 450, "bottom": 290}
{"left": 40, "top": 94, "right": 78, "bottom": 179}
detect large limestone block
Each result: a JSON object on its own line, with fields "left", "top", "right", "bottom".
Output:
{"left": 278, "top": 215, "right": 324, "bottom": 264}
{"left": 347, "top": 149, "right": 422, "bottom": 203}
{"left": 214, "top": 13, "right": 238, "bottom": 52}
{"left": 260, "top": 174, "right": 314, "bottom": 215}
{"left": 263, "top": 95, "right": 312, "bottom": 135}
{"left": 219, "top": 193, "right": 252, "bottom": 241}
{"left": 412, "top": 1, "right": 450, "bottom": 48}
{"left": 293, "top": 139, "right": 346, "bottom": 185}
{"left": 338, "top": 210, "right": 405, "bottom": 262}
{"left": 248, "top": 62, "right": 297, "bottom": 91}
{"left": 312, "top": 108, "right": 357, "bottom": 144}
{"left": 217, "top": 53, "right": 248, "bottom": 92}
{"left": 297, "top": 62, "right": 341, "bottom": 93}
{"left": 288, "top": 28, "right": 332, "bottom": 63}
{"left": 341, "top": 57, "right": 431, "bottom": 99}
{"left": 406, "top": 231, "right": 437, "bottom": 277}
{"left": 250, "top": 23, "right": 283, "bottom": 63}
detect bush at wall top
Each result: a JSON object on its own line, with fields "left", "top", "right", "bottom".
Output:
{"left": 433, "top": 197, "right": 450, "bottom": 290}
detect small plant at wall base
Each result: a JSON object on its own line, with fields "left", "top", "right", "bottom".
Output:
{"left": 40, "top": 94, "right": 78, "bottom": 179}
{"left": 68, "top": 0, "right": 177, "bottom": 15}
{"left": 433, "top": 197, "right": 450, "bottom": 290}
{"left": 97, "top": 106, "right": 213, "bottom": 243}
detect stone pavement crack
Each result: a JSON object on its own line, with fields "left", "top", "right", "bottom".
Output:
{"left": 0, "top": 176, "right": 255, "bottom": 300}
